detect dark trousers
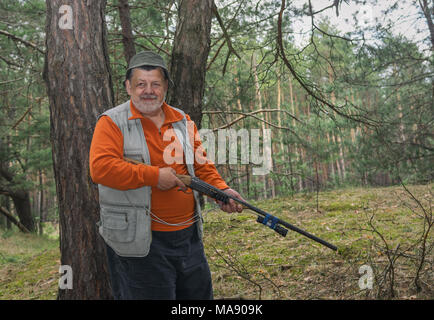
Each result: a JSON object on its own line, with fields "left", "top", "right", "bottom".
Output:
{"left": 105, "top": 223, "right": 213, "bottom": 300}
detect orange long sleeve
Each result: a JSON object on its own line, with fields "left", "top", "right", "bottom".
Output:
{"left": 89, "top": 115, "right": 160, "bottom": 190}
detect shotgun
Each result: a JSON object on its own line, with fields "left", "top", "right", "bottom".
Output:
{"left": 124, "top": 157, "right": 338, "bottom": 251}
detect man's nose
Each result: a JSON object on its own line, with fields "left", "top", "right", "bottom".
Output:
{"left": 142, "top": 84, "right": 154, "bottom": 94}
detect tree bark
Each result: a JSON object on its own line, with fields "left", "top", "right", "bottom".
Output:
{"left": 118, "top": 0, "right": 136, "bottom": 65}
{"left": 168, "top": 0, "right": 213, "bottom": 129}
{"left": 43, "top": 0, "right": 114, "bottom": 299}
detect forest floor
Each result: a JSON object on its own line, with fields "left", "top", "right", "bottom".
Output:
{"left": 0, "top": 184, "right": 432, "bottom": 300}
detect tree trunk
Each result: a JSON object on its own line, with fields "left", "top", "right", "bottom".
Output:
{"left": 336, "top": 133, "right": 346, "bottom": 180}
{"left": 331, "top": 133, "right": 342, "bottom": 182}
{"left": 419, "top": 0, "right": 434, "bottom": 51}
{"left": 251, "top": 53, "right": 268, "bottom": 199}
{"left": 38, "top": 169, "right": 44, "bottom": 236}
{"left": 234, "top": 75, "right": 244, "bottom": 194}
{"left": 418, "top": 0, "right": 434, "bottom": 108}
{"left": 0, "top": 162, "right": 35, "bottom": 232}
{"left": 327, "top": 133, "right": 336, "bottom": 182}
{"left": 118, "top": 0, "right": 136, "bottom": 65}
{"left": 12, "top": 190, "right": 34, "bottom": 232}
{"left": 168, "top": 0, "right": 213, "bottom": 129}
{"left": 276, "top": 72, "right": 287, "bottom": 195}
{"left": 288, "top": 75, "right": 301, "bottom": 191}
{"left": 44, "top": 0, "right": 114, "bottom": 299}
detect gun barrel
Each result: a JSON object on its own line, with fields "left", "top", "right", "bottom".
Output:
{"left": 224, "top": 193, "right": 338, "bottom": 251}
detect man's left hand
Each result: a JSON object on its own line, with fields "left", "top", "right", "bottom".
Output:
{"left": 217, "top": 188, "right": 244, "bottom": 213}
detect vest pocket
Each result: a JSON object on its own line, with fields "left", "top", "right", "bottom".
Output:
{"left": 101, "top": 206, "right": 137, "bottom": 243}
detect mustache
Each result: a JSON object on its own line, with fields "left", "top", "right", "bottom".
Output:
{"left": 140, "top": 95, "right": 158, "bottom": 99}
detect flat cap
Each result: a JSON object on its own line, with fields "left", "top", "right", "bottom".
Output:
{"left": 127, "top": 51, "right": 174, "bottom": 87}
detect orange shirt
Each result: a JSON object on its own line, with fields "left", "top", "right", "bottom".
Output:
{"left": 89, "top": 101, "right": 228, "bottom": 231}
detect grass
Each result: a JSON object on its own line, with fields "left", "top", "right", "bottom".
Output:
{"left": 0, "top": 231, "right": 59, "bottom": 299}
{"left": 203, "top": 184, "right": 433, "bottom": 300}
{"left": 0, "top": 184, "right": 432, "bottom": 300}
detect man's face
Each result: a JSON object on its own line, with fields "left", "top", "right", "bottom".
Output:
{"left": 126, "top": 67, "right": 168, "bottom": 115}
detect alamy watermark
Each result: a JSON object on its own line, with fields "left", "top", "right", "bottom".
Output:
{"left": 162, "top": 122, "right": 273, "bottom": 175}
{"left": 59, "top": 264, "right": 375, "bottom": 291}
{"left": 59, "top": 265, "right": 73, "bottom": 289}
{"left": 358, "top": 264, "right": 374, "bottom": 290}
{"left": 58, "top": 5, "right": 73, "bottom": 30}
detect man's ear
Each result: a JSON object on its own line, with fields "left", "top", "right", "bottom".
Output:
{"left": 125, "top": 79, "right": 132, "bottom": 95}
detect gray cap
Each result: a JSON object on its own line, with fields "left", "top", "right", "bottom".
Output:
{"left": 127, "top": 51, "right": 174, "bottom": 87}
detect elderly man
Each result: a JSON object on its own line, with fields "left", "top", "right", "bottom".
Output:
{"left": 89, "top": 51, "right": 243, "bottom": 300}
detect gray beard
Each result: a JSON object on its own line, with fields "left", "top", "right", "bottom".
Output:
{"left": 132, "top": 94, "right": 166, "bottom": 115}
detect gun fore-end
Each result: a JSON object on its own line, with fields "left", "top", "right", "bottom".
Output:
{"left": 176, "top": 174, "right": 192, "bottom": 186}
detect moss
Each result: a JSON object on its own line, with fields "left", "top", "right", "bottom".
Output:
{"left": 322, "top": 201, "right": 363, "bottom": 212}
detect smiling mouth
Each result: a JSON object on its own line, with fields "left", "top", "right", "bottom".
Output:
{"left": 141, "top": 95, "right": 157, "bottom": 100}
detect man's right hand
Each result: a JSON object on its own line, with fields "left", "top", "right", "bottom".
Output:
{"left": 157, "top": 167, "right": 187, "bottom": 191}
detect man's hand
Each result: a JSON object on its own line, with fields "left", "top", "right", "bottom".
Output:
{"left": 157, "top": 167, "right": 187, "bottom": 191}
{"left": 217, "top": 188, "right": 244, "bottom": 213}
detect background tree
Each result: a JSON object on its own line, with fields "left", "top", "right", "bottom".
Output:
{"left": 117, "top": 0, "right": 136, "bottom": 64}
{"left": 168, "top": 0, "right": 214, "bottom": 128}
{"left": 0, "top": 0, "right": 49, "bottom": 233}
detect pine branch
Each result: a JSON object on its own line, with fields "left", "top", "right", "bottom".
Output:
{"left": 0, "top": 29, "right": 45, "bottom": 54}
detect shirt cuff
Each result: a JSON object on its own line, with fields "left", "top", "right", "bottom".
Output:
{"left": 141, "top": 165, "right": 160, "bottom": 187}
